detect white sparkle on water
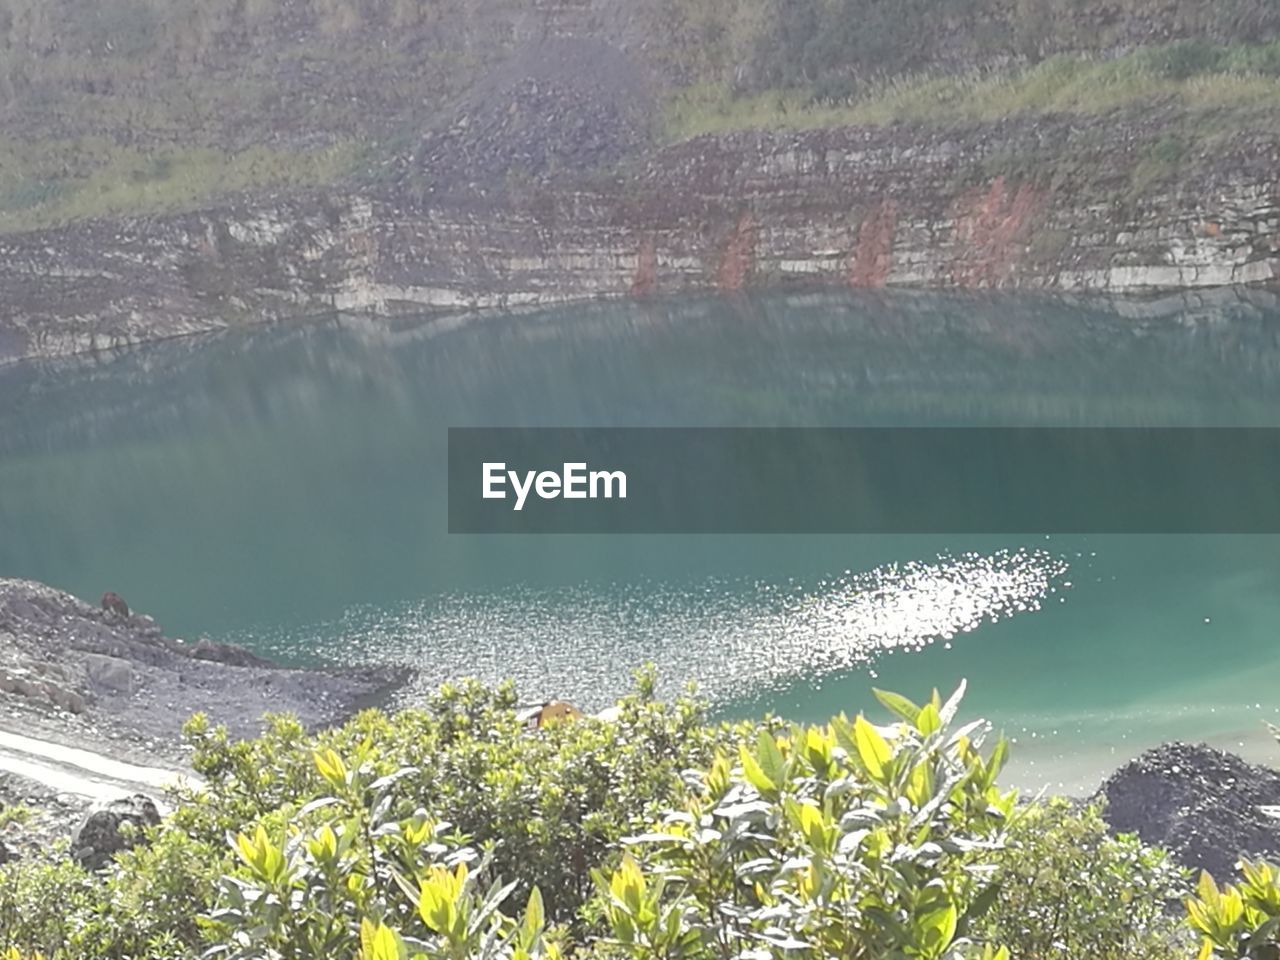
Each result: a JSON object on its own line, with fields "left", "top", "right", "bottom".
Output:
{"left": 249, "top": 548, "right": 1069, "bottom": 710}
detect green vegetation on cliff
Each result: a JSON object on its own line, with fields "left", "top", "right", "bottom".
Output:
{"left": 1, "top": 0, "right": 1280, "bottom": 231}
{"left": 662, "top": 40, "right": 1280, "bottom": 140}
{"left": 0, "top": 141, "right": 361, "bottom": 233}
{"left": 0, "top": 672, "right": 1255, "bottom": 960}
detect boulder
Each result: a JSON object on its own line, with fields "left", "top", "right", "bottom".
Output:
{"left": 0, "top": 838, "right": 13, "bottom": 864}
{"left": 83, "top": 652, "right": 135, "bottom": 695}
{"left": 70, "top": 793, "right": 161, "bottom": 871}
{"left": 1099, "top": 741, "right": 1280, "bottom": 880}
{"left": 100, "top": 592, "right": 130, "bottom": 618}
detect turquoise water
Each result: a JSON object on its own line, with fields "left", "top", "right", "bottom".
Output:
{"left": 2, "top": 289, "right": 1280, "bottom": 792}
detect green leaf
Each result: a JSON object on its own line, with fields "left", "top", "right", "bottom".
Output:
{"left": 360, "top": 919, "right": 406, "bottom": 960}
{"left": 853, "top": 714, "right": 892, "bottom": 781}
{"left": 756, "top": 730, "right": 788, "bottom": 788}
{"left": 986, "top": 737, "right": 1010, "bottom": 786}
{"left": 919, "top": 903, "right": 957, "bottom": 959}
{"left": 873, "top": 688, "right": 922, "bottom": 724}
{"left": 916, "top": 702, "right": 941, "bottom": 736}
{"left": 740, "top": 742, "right": 777, "bottom": 795}
{"left": 524, "top": 886, "right": 545, "bottom": 937}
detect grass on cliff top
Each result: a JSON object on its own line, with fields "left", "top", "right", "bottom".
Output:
{"left": 661, "top": 41, "right": 1280, "bottom": 141}
{"left": 0, "top": 141, "right": 363, "bottom": 234}
{"left": 6, "top": 36, "right": 1280, "bottom": 233}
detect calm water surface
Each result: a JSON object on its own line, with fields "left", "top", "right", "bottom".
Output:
{"left": 3, "top": 289, "right": 1280, "bottom": 792}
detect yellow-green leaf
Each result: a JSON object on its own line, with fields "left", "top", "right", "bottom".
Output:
{"left": 795, "top": 802, "right": 828, "bottom": 854}
{"left": 609, "top": 854, "right": 647, "bottom": 916}
{"left": 525, "top": 886, "right": 545, "bottom": 935}
{"left": 756, "top": 730, "right": 788, "bottom": 788}
{"left": 313, "top": 748, "right": 348, "bottom": 787}
{"left": 920, "top": 903, "right": 957, "bottom": 959}
{"left": 916, "top": 702, "right": 941, "bottom": 736}
{"left": 418, "top": 864, "right": 466, "bottom": 935}
{"left": 853, "top": 715, "right": 891, "bottom": 780}
{"left": 360, "top": 919, "right": 405, "bottom": 960}
{"left": 740, "top": 743, "right": 777, "bottom": 796}
{"left": 1197, "top": 871, "right": 1220, "bottom": 904}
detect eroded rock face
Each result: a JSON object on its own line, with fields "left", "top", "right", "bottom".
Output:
{"left": 2, "top": 115, "right": 1280, "bottom": 366}
{"left": 1099, "top": 741, "right": 1280, "bottom": 880}
{"left": 0, "top": 577, "right": 410, "bottom": 745}
{"left": 70, "top": 793, "right": 161, "bottom": 871}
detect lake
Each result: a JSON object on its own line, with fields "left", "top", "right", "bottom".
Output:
{"left": 2, "top": 288, "right": 1280, "bottom": 793}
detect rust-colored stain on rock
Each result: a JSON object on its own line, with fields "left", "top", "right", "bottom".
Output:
{"left": 631, "top": 235, "right": 657, "bottom": 295}
{"left": 949, "top": 177, "right": 1043, "bottom": 288}
{"left": 716, "top": 211, "right": 758, "bottom": 292}
{"left": 849, "top": 200, "right": 898, "bottom": 287}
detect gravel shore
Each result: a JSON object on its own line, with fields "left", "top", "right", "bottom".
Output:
{"left": 0, "top": 577, "right": 411, "bottom": 850}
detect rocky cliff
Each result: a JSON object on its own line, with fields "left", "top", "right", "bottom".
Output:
{"left": 0, "top": 578, "right": 408, "bottom": 754}
{"left": 2, "top": 114, "right": 1278, "bottom": 364}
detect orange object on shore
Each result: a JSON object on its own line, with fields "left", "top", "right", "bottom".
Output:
{"left": 533, "top": 700, "right": 583, "bottom": 726}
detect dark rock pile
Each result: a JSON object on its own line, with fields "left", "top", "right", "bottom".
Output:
{"left": 1100, "top": 741, "right": 1280, "bottom": 879}
{"left": 393, "top": 37, "right": 651, "bottom": 195}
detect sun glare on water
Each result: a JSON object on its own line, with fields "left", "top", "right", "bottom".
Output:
{"left": 260, "top": 548, "right": 1070, "bottom": 710}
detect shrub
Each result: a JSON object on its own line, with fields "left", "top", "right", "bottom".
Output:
{"left": 0, "top": 827, "right": 218, "bottom": 958}
{"left": 1186, "top": 861, "right": 1280, "bottom": 959}
{"left": 591, "top": 683, "right": 1018, "bottom": 960}
{"left": 0, "top": 677, "right": 1217, "bottom": 960}
{"left": 1, "top": 673, "right": 735, "bottom": 958}
{"left": 979, "top": 798, "right": 1191, "bottom": 960}
{"left": 205, "top": 748, "right": 561, "bottom": 960}
{"left": 0, "top": 855, "right": 108, "bottom": 956}
{"left": 183, "top": 672, "right": 746, "bottom": 930}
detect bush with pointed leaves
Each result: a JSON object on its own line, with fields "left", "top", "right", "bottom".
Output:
{"left": 592, "top": 683, "right": 1017, "bottom": 960}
